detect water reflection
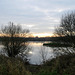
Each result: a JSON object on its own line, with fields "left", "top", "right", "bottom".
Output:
{"left": 0, "top": 41, "right": 55, "bottom": 65}
{"left": 27, "top": 41, "right": 54, "bottom": 65}
{"left": 25, "top": 42, "right": 75, "bottom": 65}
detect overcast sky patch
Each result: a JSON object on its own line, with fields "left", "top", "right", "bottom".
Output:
{"left": 0, "top": 0, "right": 75, "bottom": 35}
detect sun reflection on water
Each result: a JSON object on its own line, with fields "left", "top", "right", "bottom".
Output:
{"left": 29, "top": 51, "right": 33, "bottom": 54}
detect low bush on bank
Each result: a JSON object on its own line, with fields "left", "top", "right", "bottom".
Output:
{"left": 0, "top": 55, "right": 31, "bottom": 75}
{"left": 43, "top": 54, "right": 75, "bottom": 75}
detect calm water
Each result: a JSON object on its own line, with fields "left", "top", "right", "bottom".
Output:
{"left": 0, "top": 41, "right": 73, "bottom": 65}
{"left": 0, "top": 41, "right": 55, "bottom": 65}
{"left": 27, "top": 41, "right": 55, "bottom": 65}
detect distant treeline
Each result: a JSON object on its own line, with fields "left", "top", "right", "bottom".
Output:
{"left": 0, "top": 36, "right": 75, "bottom": 42}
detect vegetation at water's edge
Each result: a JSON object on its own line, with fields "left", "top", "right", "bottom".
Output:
{"left": 0, "top": 55, "right": 31, "bottom": 75}
{"left": 43, "top": 42, "right": 72, "bottom": 47}
{"left": 0, "top": 54, "right": 75, "bottom": 75}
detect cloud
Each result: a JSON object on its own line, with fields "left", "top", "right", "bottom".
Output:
{"left": 0, "top": 0, "right": 75, "bottom": 35}
{"left": 21, "top": 24, "right": 35, "bottom": 29}
{"left": 48, "top": 27, "right": 55, "bottom": 30}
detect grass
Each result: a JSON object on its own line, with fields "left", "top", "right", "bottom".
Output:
{"left": 0, "top": 55, "right": 31, "bottom": 75}
{"left": 43, "top": 54, "right": 75, "bottom": 75}
{"left": 0, "top": 54, "right": 75, "bottom": 75}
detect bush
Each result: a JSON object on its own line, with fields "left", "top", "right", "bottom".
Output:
{"left": 0, "top": 55, "right": 31, "bottom": 75}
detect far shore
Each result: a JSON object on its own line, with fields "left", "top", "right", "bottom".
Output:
{"left": 43, "top": 42, "right": 72, "bottom": 47}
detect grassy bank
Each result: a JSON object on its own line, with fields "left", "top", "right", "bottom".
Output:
{"left": 0, "top": 54, "right": 75, "bottom": 75}
{"left": 43, "top": 42, "right": 72, "bottom": 47}
{"left": 26, "top": 54, "right": 75, "bottom": 75}
{"left": 0, "top": 55, "right": 31, "bottom": 75}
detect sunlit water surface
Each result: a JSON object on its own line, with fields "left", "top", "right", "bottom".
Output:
{"left": 27, "top": 41, "right": 55, "bottom": 65}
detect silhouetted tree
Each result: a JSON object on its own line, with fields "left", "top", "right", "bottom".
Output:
{"left": 54, "top": 12, "right": 75, "bottom": 54}
{"left": 1, "top": 22, "right": 30, "bottom": 57}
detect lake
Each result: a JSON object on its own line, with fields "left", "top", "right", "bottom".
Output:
{"left": 0, "top": 41, "right": 74, "bottom": 65}
{"left": 0, "top": 41, "right": 55, "bottom": 65}
{"left": 27, "top": 41, "right": 55, "bottom": 65}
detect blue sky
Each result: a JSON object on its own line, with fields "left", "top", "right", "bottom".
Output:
{"left": 0, "top": 0, "right": 75, "bottom": 37}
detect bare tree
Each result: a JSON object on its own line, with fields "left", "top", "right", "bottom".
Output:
{"left": 54, "top": 12, "right": 75, "bottom": 54}
{"left": 1, "top": 22, "right": 30, "bottom": 57}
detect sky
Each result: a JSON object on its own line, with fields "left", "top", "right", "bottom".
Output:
{"left": 0, "top": 0, "right": 75, "bottom": 37}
